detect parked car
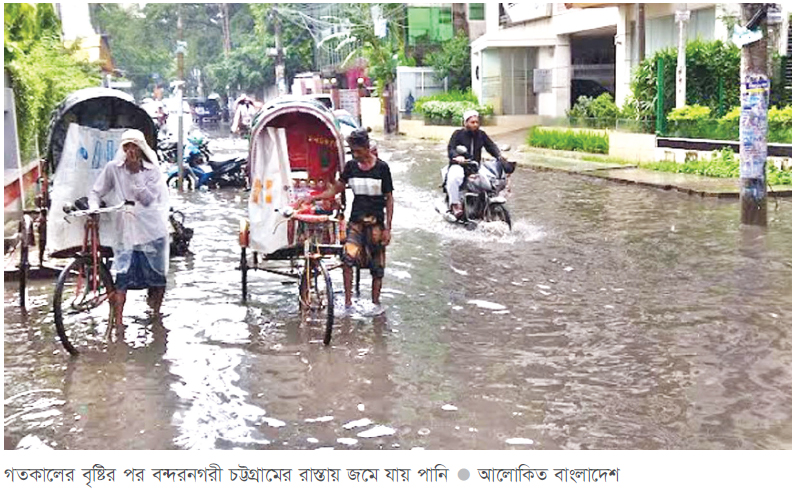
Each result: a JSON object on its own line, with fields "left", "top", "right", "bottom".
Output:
{"left": 188, "top": 98, "right": 222, "bottom": 124}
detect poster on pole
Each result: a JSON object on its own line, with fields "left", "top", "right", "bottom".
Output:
{"left": 739, "top": 75, "right": 770, "bottom": 179}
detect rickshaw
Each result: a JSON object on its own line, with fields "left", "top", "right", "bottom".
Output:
{"left": 44, "top": 87, "right": 159, "bottom": 355}
{"left": 238, "top": 97, "right": 347, "bottom": 346}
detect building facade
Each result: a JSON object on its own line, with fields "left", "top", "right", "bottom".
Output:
{"left": 470, "top": 3, "right": 789, "bottom": 118}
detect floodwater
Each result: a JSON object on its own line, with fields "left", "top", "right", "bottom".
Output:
{"left": 4, "top": 135, "right": 792, "bottom": 450}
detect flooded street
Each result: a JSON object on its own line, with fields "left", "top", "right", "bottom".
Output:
{"left": 4, "top": 135, "right": 792, "bottom": 450}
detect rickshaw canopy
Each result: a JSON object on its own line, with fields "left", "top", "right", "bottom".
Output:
{"left": 246, "top": 97, "right": 347, "bottom": 255}
{"left": 45, "top": 87, "right": 157, "bottom": 175}
{"left": 248, "top": 96, "right": 346, "bottom": 182}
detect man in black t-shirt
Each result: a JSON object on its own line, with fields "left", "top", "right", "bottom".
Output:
{"left": 299, "top": 129, "right": 394, "bottom": 315}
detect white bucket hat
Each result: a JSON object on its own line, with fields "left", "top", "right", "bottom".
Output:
{"left": 119, "top": 128, "right": 159, "bottom": 165}
{"left": 462, "top": 109, "right": 480, "bottom": 125}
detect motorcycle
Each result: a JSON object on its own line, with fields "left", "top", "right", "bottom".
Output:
{"left": 438, "top": 145, "right": 516, "bottom": 230}
{"left": 164, "top": 132, "right": 247, "bottom": 190}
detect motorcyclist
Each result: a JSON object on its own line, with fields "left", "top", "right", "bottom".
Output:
{"left": 445, "top": 109, "right": 503, "bottom": 218}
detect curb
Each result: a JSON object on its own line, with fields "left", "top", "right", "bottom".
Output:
{"left": 513, "top": 149, "right": 791, "bottom": 199}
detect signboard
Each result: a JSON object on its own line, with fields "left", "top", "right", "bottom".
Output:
{"left": 739, "top": 76, "right": 770, "bottom": 179}
{"left": 503, "top": 3, "right": 551, "bottom": 24}
{"left": 732, "top": 24, "right": 763, "bottom": 49}
{"left": 338, "top": 89, "right": 360, "bottom": 117}
{"left": 533, "top": 69, "right": 552, "bottom": 93}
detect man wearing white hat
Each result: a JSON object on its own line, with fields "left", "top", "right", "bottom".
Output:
{"left": 445, "top": 110, "right": 503, "bottom": 218}
{"left": 89, "top": 129, "right": 171, "bottom": 325}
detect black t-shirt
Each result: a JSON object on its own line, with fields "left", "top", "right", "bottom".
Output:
{"left": 340, "top": 158, "right": 393, "bottom": 223}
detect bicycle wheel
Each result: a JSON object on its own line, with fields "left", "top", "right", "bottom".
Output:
{"left": 53, "top": 256, "right": 115, "bottom": 356}
{"left": 299, "top": 259, "right": 334, "bottom": 345}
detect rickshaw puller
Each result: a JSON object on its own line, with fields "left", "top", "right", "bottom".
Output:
{"left": 297, "top": 129, "right": 394, "bottom": 315}
{"left": 89, "top": 129, "right": 171, "bottom": 325}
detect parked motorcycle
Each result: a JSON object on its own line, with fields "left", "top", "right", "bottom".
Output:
{"left": 164, "top": 132, "right": 247, "bottom": 190}
{"left": 438, "top": 145, "right": 516, "bottom": 230}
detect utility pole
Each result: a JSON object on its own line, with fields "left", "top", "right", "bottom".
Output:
{"left": 675, "top": 6, "right": 689, "bottom": 108}
{"left": 739, "top": 3, "right": 770, "bottom": 226}
{"left": 177, "top": 10, "right": 185, "bottom": 192}
{"left": 273, "top": 5, "right": 286, "bottom": 96}
{"left": 637, "top": 4, "right": 646, "bottom": 64}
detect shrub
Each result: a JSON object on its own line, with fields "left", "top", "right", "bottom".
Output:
{"left": 630, "top": 40, "right": 740, "bottom": 120}
{"left": 419, "top": 99, "right": 493, "bottom": 125}
{"left": 566, "top": 93, "right": 620, "bottom": 128}
{"left": 665, "top": 105, "right": 792, "bottom": 143}
{"left": 527, "top": 127, "right": 609, "bottom": 154}
{"left": 414, "top": 89, "right": 477, "bottom": 113}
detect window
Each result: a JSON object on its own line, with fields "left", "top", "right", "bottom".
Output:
{"left": 469, "top": 3, "right": 485, "bottom": 21}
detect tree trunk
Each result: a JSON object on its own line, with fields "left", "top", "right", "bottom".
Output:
{"left": 452, "top": 3, "right": 469, "bottom": 39}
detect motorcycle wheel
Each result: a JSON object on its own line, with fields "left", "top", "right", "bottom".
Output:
{"left": 167, "top": 173, "right": 195, "bottom": 191}
{"left": 487, "top": 203, "right": 512, "bottom": 230}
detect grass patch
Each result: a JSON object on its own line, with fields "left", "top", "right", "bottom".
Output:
{"left": 527, "top": 127, "right": 609, "bottom": 154}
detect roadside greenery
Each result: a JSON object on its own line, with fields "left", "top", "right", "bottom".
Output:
{"left": 418, "top": 100, "right": 494, "bottom": 126}
{"left": 527, "top": 127, "right": 609, "bottom": 154}
{"left": 665, "top": 104, "right": 792, "bottom": 143}
{"left": 630, "top": 40, "right": 741, "bottom": 120}
{"left": 566, "top": 93, "right": 621, "bottom": 129}
{"left": 414, "top": 89, "right": 478, "bottom": 112}
{"left": 423, "top": 32, "right": 471, "bottom": 91}
{"left": 5, "top": 3, "right": 101, "bottom": 161}
{"left": 639, "top": 148, "right": 791, "bottom": 186}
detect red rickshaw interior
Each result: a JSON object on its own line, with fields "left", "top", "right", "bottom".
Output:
{"left": 268, "top": 112, "right": 339, "bottom": 183}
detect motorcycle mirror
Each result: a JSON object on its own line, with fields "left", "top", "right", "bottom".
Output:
{"left": 455, "top": 145, "right": 468, "bottom": 155}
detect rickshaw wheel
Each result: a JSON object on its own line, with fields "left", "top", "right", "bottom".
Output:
{"left": 299, "top": 259, "right": 334, "bottom": 345}
{"left": 53, "top": 256, "right": 115, "bottom": 356}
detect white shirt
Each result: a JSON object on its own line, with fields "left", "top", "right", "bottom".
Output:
{"left": 89, "top": 157, "right": 170, "bottom": 248}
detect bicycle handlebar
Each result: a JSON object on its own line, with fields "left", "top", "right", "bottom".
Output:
{"left": 63, "top": 200, "right": 135, "bottom": 219}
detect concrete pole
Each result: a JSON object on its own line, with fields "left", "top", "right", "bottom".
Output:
{"left": 739, "top": 3, "right": 769, "bottom": 226}
{"left": 675, "top": 6, "right": 689, "bottom": 108}
{"left": 177, "top": 11, "right": 185, "bottom": 192}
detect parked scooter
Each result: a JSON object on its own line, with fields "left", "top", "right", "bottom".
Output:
{"left": 437, "top": 145, "right": 516, "bottom": 230}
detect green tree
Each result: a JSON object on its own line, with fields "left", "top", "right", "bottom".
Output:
{"left": 5, "top": 3, "right": 100, "bottom": 160}
{"left": 424, "top": 32, "right": 471, "bottom": 91}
